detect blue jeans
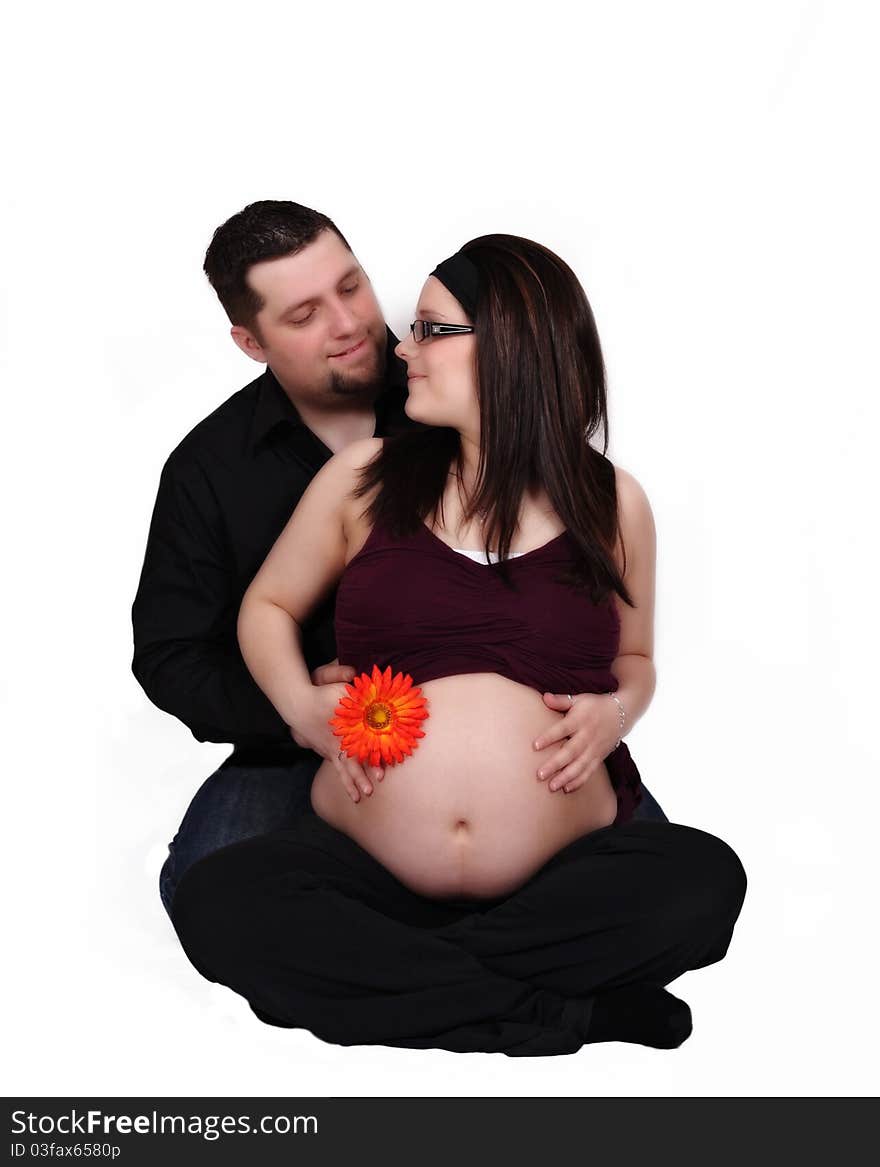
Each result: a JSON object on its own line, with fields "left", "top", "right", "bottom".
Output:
{"left": 159, "top": 754, "right": 323, "bottom": 916}
{"left": 159, "top": 755, "right": 668, "bottom": 917}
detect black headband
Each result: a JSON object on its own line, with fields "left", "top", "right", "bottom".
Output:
{"left": 429, "top": 252, "right": 480, "bottom": 320}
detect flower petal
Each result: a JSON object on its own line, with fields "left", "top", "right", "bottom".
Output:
{"left": 326, "top": 667, "right": 429, "bottom": 765}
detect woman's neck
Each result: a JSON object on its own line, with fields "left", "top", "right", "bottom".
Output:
{"left": 451, "top": 433, "right": 481, "bottom": 497}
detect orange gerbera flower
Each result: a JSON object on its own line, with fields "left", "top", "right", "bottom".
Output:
{"left": 330, "top": 664, "right": 429, "bottom": 767}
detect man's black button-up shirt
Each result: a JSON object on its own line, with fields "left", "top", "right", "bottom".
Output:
{"left": 132, "top": 330, "right": 411, "bottom": 761}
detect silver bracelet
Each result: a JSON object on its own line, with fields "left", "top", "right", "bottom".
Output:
{"left": 608, "top": 692, "right": 626, "bottom": 749}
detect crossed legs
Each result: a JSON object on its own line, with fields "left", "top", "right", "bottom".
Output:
{"left": 171, "top": 813, "right": 746, "bottom": 1056}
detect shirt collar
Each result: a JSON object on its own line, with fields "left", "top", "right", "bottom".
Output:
{"left": 246, "top": 367, "right": 303, "bottom": 453}
{"left": 247, "top": 326, "right": 406, "bottom": 454}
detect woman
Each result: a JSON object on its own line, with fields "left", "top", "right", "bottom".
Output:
{"left": 171, "top": 235, "right": 746, "bottom": 1055}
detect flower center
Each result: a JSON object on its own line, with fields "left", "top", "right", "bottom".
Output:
{"left": 364, "top": 701, "right": 394, "bottom": 731}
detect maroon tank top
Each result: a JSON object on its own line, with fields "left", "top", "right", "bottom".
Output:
{"left": 335, "top": 520, "right": 642, "bottom": 823}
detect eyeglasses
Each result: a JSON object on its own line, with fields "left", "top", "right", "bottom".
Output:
{"left": 409, "top": 319, "right": 475, "bottom": 344}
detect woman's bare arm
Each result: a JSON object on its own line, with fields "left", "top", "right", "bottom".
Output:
{"left": 608, "top": 464, "right": 657, "bottom": 737}
{"left": 238, "top": 436, "right": 383, "bottom": 799}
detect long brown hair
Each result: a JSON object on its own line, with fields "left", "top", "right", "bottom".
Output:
{"left": 355, "top": 234, "right": 634, "bottom": 608}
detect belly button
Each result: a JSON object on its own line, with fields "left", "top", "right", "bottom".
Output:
{"left": 454, "top": 819, "right": 469, "bottom": 831}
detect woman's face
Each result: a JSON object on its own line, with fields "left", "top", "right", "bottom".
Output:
{"left": 394, "top": 276, "right": 479, "bottom": 435}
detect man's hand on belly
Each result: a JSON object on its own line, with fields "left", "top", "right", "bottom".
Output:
{"left": 532, "top": 691, "right": 622, "bottom": 793}
{"left": 310, "top": 658, "right": 357, "bottom": 687}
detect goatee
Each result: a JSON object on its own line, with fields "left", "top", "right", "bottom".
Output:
{"left": 328, "top": 341, "right": 387, "bottom": 399}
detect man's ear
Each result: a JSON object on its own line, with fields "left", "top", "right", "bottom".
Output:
{"left": 230, "top": 325, "right": 268, "bottom": 364}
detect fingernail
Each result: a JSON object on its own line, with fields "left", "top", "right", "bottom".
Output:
{"left": 363, "top": 785, "right": 372, "bottom": 795}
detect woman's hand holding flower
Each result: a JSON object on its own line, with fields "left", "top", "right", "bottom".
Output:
{"left": 290, "top": 682, "right": 384, "bottom": 804}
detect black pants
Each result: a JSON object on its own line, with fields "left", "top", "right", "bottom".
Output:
{"left": 171, "top": 813, "right": 746, "bottom": 1056}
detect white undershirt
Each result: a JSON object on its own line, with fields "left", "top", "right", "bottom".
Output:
{"left": 451, "top": 548, "right": 525, "bottom": 564}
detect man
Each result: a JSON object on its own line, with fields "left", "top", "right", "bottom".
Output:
{"left": 132, "top": 200, "right": 412, "bottom": 914}
{"left": 133, "top": 199, "right": 666, "bottom": 920}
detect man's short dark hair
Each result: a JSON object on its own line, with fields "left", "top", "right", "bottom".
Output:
{"left": 203, "top": 200, "right": 351, "bottom": 332}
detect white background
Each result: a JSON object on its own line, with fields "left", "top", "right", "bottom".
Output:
{"left": 2, "top": 0, "right": 878, "bottom": 1098}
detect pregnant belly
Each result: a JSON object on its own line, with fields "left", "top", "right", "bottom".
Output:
{"left": 310, "top": 674, "right": 618, "bottom": 900}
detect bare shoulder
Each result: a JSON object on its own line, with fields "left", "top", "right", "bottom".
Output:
{"left": 334, "top": 435, "right": 384, "bottom": 473}
{"left": 326, "top": 437, "right": 383, "bottom": 537}
{"left": 607, "top": 463, "right": 656, "bottom": 655}
{"left": 610, "top": 463, "right": 656, "bottom": 579}
{"left": 306, "top": 436, "right": 382, "bottom": 500}
{"left": 614, "top": 465, "right": 655, "bottom": 532}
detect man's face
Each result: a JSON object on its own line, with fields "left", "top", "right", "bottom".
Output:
{"left": 231, "top": 230, "right": 388, "bottom": 407}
